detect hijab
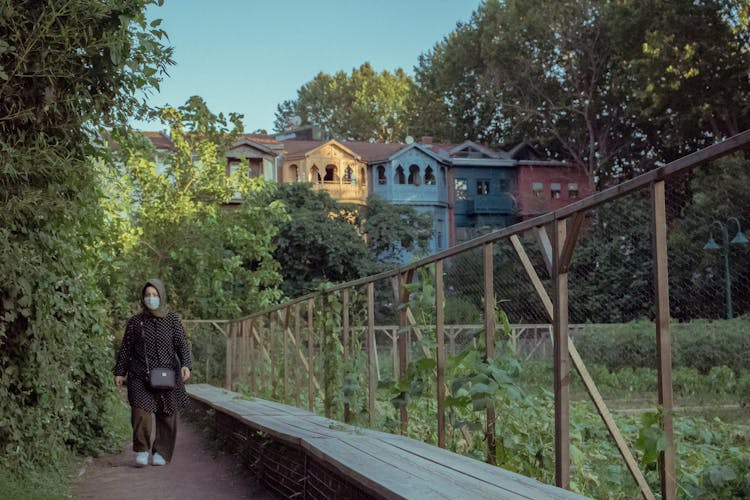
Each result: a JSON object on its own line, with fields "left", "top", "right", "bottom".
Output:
{"left": 141, "top": 278, "right": 168, "bottom": 318}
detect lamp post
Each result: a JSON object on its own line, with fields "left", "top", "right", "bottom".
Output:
{"left": 704, "top": 217, "right": 749, "bottom": 319}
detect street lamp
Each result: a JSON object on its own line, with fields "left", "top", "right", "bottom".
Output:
{"left": 703, "top": 217, "right": 749, "bottom": 319}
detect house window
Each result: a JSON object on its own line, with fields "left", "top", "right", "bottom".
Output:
{"left": 360, "top": 167, "right": 366, "bottom": 185}
{"left": 408, "top": 164, "right": 420, "bottom": 185}
{"left": 476, "top": 179, "right": 490, "bottom": 195}
{"left": 378, "top": 165, "right": 387, "bottom": 185}
{"left": 395, "top": 166, "right": 405, "bottom": 184}
{"left": 441, "top": 166, "right": 447, "bottom": 186}
{"left": 499, "top": 178, "right": 510, "bottom": 192}
{"left": 532, "top": 182, "right": 544, "bottom": 198}
{"left": 568, "top": 182, "right": 579, "bottom": 199}
{"left": 343, "top": 166, "right": 353, "bottom": 183}
{"left": 455, "top": 178, "right": 468, "bottom": 201}
{"left": 311, "top": 165, "right": 321, "bottom": 183}
{"left": 551, "top": 183, "right": 562, "bottom": 199}
{"left": 324, "top": 164, "right": 338, "bottom": 182}
{"left": 424, "top": 166, "right": 435, "bottom": 185}
{"left": 290, "top": 164, "right": 299, "bottom": 182}
{"left": 228, "top": 160, "right": 240, "bottom": 176}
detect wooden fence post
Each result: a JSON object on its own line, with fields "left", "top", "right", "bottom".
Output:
{"left": 294, "top": 303, "right": 301, "bottom": 407}
{"left": 552, "top": 219, "right": 571, "bottom": 489}
{"left": 368, "top": 282, "right": 376, "bottom": 428}
{"left": 652, "top": 180, "right": 676, "bottom": 500}
{"left": 483, "top": 242, "right": 496, "bottom": 465}
{"left": 435, "top": 260, "right": 446, "bottom": 448}
{"left": 342, "top": 288, "right": 351, "bottom": 423}
{"left": 307, "top": 298, "right": 315, "bottom": 412}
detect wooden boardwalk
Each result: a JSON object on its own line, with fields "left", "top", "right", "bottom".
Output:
{"left": 187, "top": 384, "right": 587, "bottom": 499}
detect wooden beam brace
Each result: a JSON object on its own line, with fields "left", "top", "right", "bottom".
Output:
{"left": 559, "top": 211, "right": 586, "bottom": 274}
{"left": 512, "top": 230, "right": 655, "bottom": 499}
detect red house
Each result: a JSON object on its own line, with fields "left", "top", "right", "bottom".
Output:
{"left": 512, "top": 144, "right": 592, "bottom": 219}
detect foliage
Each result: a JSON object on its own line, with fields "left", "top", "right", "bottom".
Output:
{"left": 271, "top": 183, "right": 374, "bottom": 298}
{"left": 573, "top": 318, "right": 750, "bottom": 375}
{"left": 409, "top": 0, "right": 750, "bottom": 186}
{"left": 101, "top": 97, "right": 288, "bottom": 322}
{"left": 362, "top": 195, "right": 433, "bottom": 263}
{"left": 0, "top": 0, "right": 171, "bottom": 479}
{"left": 274, "top": 62, "right": 415, "bottom": 142}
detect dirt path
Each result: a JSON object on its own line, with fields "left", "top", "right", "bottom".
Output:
{"left": 72, "top": 419, "right": 273, "bottom": 500}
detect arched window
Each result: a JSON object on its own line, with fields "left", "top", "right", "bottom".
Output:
{"left": 343, "top": 166, "right": 353, "bottom": 183}
{"left": 377, "top": 165, "right": 387, "bottom": 185}
{"left": 441, "top": 166, "right": 447, "bottom": 186}
{"left": 424, "top": 166, "right": 435, "bottom": 185}
{"left": 324, "top": 164, "right": 338, "bottom": 182}
{"left": 310, "top": 165, "right": 321, "bottom": 183}
{"left": 394, "top": 166, "right": 405, "bottom": 184}
{"left": 408, "top": 164, "right": 420, "bottom": 185}
{"left": 290, "top": 164, "right": 299, "bottom": 182}
{"left": 360, "top": 167, "right": 366, "bottom": 185}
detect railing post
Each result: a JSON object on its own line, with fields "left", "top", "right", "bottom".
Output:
{"left": 307, "top": 298, "right": 315, "bottom": 412}
{"left": 248, "top": 318, "right": 255, "bottom": 393}
{"left": 367, "top": 282, "right": 376, "bottom": 428}
{"left": 283, "top": 306, "right": 290, "bottom": 403}
{"left": 225, "top": 322, "right": 233, "bottom": 390}
{"left": 294, "top": 303, "right": 301, "bottom": 407}
{"left": 268, "top": 312, "right": 275, "bottom": 396}
{"left": 552, "top": 219, "right": 571, "bottom": 489}
{"left": 483, "top": 242, "right": 496, "bottom": 465}
{"left": 435, "top": 260, "right": 446, "bottom": 448}
{"left": 342, "top": 288, "right": 351, "bottom": 423}
{"left": 652, "top": 180, "right": 676, "bottom": 500}
{"left": 398, "top": 271, "right": 411, "bottom": 435}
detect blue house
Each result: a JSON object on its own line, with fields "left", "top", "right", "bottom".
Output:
{"left": 363, "top": 142, "right": 452, "bottom": 258}
{"left": 442, "top": 141, "right": 518, "bottom": 243}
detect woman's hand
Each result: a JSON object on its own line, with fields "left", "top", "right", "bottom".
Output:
{"left": 181, "top": 366, "right": 191, "bottom": 382}
{"left": 115, "top": 375, "right": 125, "bottom": 387}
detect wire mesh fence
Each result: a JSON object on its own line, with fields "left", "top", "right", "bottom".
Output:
{"left": 184, "top": 133, "right": 750, "bottom": 499}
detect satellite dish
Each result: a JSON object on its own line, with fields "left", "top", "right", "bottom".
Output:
{"left": 290, "top": 115, "right": 302, "bottom": 127}
{"left": 405, "top": 135, "right": 414, "bottom": 145}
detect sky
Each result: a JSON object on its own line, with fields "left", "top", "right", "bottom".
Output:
{"left": 133, "top": 0, "right": 483, "bottom": 133}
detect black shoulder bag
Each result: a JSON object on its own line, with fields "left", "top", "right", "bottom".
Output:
{"left": 141, "top": 320, "right": 177, "bottom": 390}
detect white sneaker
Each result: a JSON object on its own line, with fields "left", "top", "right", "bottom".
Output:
{"left": 152, "top": 452, "right": 166, "bottom": 466}
{"left": 135, "top": 451, "right": 149, "bottom": 467}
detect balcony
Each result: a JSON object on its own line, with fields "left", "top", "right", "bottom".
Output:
{"left": 312, "top": 181, "right": 368, "bottom": 205}
{"left": 471, "top": 195, "right": 515, "bottom": 214}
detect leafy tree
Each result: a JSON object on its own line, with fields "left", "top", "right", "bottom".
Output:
{"left": 362, "top": 195, "right": 433, "bottom": 263}
{"left": 409, "top": 0, "right": 750, "bottom": 187}
{"left": 102, "top": 97, "right": 288, "bottom": 321}
{"left": 271, "top": 183, "right": 374, "bottom": 297}
{"left": 0, "top": 0, "right": 171, "bottom": 477}
{"left": 274, "top": 62, "right": 415, "bottom": 143}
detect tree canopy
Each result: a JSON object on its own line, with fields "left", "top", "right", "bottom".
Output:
{"left": 274, "top": 62, "right": 415, "bottom": 143}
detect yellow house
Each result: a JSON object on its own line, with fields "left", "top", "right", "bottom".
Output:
{"left": 280, "top": 140, "right": 370, "bottom": 205}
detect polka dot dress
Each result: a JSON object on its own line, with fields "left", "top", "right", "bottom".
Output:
{"left": 114, "top": 312, "right": 192, "bottom": 415}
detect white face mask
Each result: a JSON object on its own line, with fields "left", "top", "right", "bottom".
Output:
{"left": 144, "top": 296, "right": 160, "bottom": 310}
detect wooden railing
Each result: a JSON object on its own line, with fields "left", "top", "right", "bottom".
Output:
{"left": 187, "top": 130, "right": 750, "bottom": 500}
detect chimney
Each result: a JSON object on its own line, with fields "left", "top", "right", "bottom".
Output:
{"left": 420, "top": 136, "right": 433, "bottom": 144}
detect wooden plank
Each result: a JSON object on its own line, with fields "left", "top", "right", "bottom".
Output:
{"left": 535, "top": 226, "right": 553, "bottom": 275}
{"left": 268, "top": 312, "right": 275, "bottom": 395}
{"left": 483, "top": 242, "right": 496, "bottom": 465}
{"left": 552, "top": 218, "right": 571, "bottom": 489}
{"left": 372, "top": 432, "right": 585, "bottom": 499}
{"left": 341, "top": 437, "right": 508, "bottom": 500}
{"left": 559, "top": 211, "right": 586, "bottom": 274}
{"left": 435, "top": 260, "right": 446, "bottom": 448}
{"left": 367, "top": 282, "right": 376, "bottom": 428}
{"left": 248, "top": 318, "right": 256, "bottom": 392}
{"left": 651, "top": 180, "right": 676, "bottom": 500}
{"left": 302, "top": 437, "right": 439, "bottom": 500}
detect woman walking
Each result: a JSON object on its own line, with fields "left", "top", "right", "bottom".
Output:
{"left": 114, "top": 279, "right": 192, "bottom": 467}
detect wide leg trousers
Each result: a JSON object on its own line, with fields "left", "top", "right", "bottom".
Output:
{"left": 131, "top": 407, "right": 178, "bottom": 461}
